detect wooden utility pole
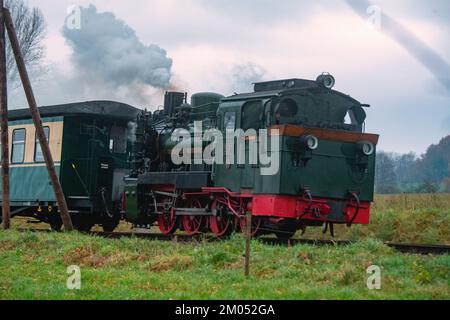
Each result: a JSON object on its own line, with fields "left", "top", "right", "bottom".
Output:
{"left": 245, "top": 212, "right": 252, "bottom": 277}
{"left": 3, "top": 7, "right": 73, "bottom": 231}
{"left": 0, "top": 0, "right": 10, "bottom": 230}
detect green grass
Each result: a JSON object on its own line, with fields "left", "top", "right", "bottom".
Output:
{"left": 0, "top": 230, "right": 448, "bottom": 300}
{"left": 1, "top": 194, "right": 449, "bottom": 300}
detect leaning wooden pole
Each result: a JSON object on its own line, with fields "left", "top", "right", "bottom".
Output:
{"left": 3, "top": 8, "right": 73, "bottom": 231}
{"left": 245, "top": 212, "right": 252, "bottom": 277}
{"left": 0, "top": 1, "right": 10, "bottom": 230}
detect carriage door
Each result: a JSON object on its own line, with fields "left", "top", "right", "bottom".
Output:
{"left": 97, "top": 157, "right": 114, "bottom": 211}
{"left": 240, "top": 101, "right": 263, "bottom": 189}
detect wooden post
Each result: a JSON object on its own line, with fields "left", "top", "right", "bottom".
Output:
{"left": 0, "top": 0, "right": 10, "bottom": 230}
{"left": 404, "top": 193, "right": 408, "bottom": 209}
{"left": 3, "top": 8, "right": 73, "bottom": 231}
{"left": 245, "top": 212, "right": 251, "bottom": 277}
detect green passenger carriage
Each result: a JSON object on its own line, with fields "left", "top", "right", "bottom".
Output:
{"left": 0, "top": 101, "right": 140, "bottom": 231}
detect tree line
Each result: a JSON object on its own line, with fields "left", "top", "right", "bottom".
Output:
{"left": 375, "top": 135, "right": 450, "bottom": 194}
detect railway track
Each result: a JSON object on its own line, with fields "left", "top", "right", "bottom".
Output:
{"left": 91, "top": 231, "right": 450, "bottom": 255}
{"left": 384, "top": 242, "right": 450, "bottom": 255}
{"left": 15, "top": 228, "right": 450, "bottom": 255}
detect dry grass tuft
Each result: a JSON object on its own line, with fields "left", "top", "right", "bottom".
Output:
{"left": 62, "top": 245, "right": 107, "bottom": 268}
{"left": 148, "top": 255, "right": 193, "bottom": 272}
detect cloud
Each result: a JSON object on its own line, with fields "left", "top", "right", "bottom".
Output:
{"left": 345, "top": 0, "right": 450, "bottom": 93}
{"left": 198, "top": 0, "right": 339, "bottom": 22}
{"left": 62, "top": 5, "right": 173, "bottom": 92}
{"left": 378, "top": 0, "right": 450, "bottom": 31}
{"left": 443, "top": 115, "right": 450, "bottom": 132}
{"left": 231, "top": 63, "right": 267, "bottom": 93}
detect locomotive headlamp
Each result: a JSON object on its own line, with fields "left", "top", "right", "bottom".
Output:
{"left": 359, "top": 141, "right": 375, "bottom": 156}
{"left": 316, "top": 73, "right": 335, "bottom": 89}
{"left": 301, "top": 135, "right": 319, "bottom": 151}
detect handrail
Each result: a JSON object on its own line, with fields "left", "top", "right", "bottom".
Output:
{"left": 346, "top": 192, "right": 361, "bottom": 227}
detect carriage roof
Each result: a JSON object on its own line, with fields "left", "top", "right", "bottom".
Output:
{"left": 8, "top": 100, "right": 141, "bottom": 122}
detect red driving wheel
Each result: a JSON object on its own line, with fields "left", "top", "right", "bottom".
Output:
{"left": 157, "top": 208, "right": 178, "bottom": 235}
{"left": 182, "top": 199, "right": 205, "bottom": 236}
{"left": 209, "top": 200, "right": 233, "bottom": 238}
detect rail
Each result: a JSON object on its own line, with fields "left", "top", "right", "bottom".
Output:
{"left": 14, "top": 228, "right": 450, "bottom": 255}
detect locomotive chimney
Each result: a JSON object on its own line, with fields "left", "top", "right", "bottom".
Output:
{"left": 164, "top": 91, "right": 186, "bottom": 116}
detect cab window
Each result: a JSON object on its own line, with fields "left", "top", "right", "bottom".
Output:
{"left": 34, "top": 127, "right": 50, "bottom": 162}
{"left": 242, "top": 101, "right": 263, "bottom": 130}
{"left": 12, "top": 129, "right": 26, "bottom": 164}
{"left": 224, "top": 112, "right": 236, "bottom": 131}
{"left": 109, "top": 126, "right": 127, "bottom": 154}
{"left": 275, "top": 99, "right": 298, "bottom": 124}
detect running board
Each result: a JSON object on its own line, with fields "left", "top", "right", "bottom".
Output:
{"left": 173, "top": 208, "right": 211, "bottom": 216}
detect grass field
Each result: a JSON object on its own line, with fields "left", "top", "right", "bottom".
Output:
{"left": 0, "top": 194, "right": 449, "bottom": 300}
{"left": 306, "top": 194, "right": 450, "bottom": 244}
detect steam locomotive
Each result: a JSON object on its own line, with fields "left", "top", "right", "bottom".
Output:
{"left": 1, "top": 74, "right": 378, "bottom": 238}
{"left": 123, "top": 74, "right": 379, "bottom": 238}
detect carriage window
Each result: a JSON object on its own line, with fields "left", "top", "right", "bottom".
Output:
{"left": 34, "top": 127, "right": 50, "bottom": 162}
{"left": 109, "top": 126, "right": 127, "bottom": 154}
{"left": 224, "top": 112, "right": 236, "bottom": 131}
{"left": 242, "top": 101, "right": 263, "bottom": 130}
{"left": 12, "top": 129, "right": 26, "bottom": 164}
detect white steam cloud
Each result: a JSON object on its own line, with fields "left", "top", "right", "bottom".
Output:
{"left": 62, "top": 5, "right": 173, "bottom": 98}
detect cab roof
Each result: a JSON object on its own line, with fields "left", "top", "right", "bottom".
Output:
{"left": 222, "top": 82, "right": 361, "bottom": 106}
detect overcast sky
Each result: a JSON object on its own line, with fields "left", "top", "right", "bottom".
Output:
{"left": 10, "top": 0, "right": 450, "bottom": 155}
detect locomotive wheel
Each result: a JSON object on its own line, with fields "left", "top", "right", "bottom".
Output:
{"left": 182, "top": 199, "right": 205, "bottom": 236}
{"left": 48, "top": 214, "right": 63, "bottom": 231}
{"left": 102, "top": 220, "right": 119, "bottom": 233}
{"left": 266, "top": 218, "right": 298, "bottom": 241}
{"left": 275, "top": 230, "right": 296, "bottom": 241}
{"left": 157, "top": 208, "right": 178, "bottom": 235}
{"left": 239, "top": 216, "right": 262, "bottom": 237}
{"left": 209, "top": 201, "right": 233, "bottom": 238}
{"left": 182, "top": 216, "right": 205, "bottom": 236}
{"left": 74, "top": 222, "right": 94, "bottom": 233}
{"left": 71, "top": 215, "right": 94, "bottom": 233}
{"left": 102, "top": 214, "right": 120, "bottom": 233}
{"left": 49, "top": 219, "right": 63, "bottom": 232}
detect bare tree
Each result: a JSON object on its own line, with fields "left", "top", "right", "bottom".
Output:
{"left": 4, "top": 0, "right": 46, "bottom": 83}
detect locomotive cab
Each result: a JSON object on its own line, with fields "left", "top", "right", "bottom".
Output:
{"left": 213, "top": 74, "right": 379, "bottom": 235}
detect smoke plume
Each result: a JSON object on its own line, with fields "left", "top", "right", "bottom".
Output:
{"left": 231, "top": 63, "right": 266, "bottom": 93}
{"left": 62, "top": 5, "right": 173, "bottom": 97}
{"left": 345, "top": 0, "right": 450, "bottom": 93}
